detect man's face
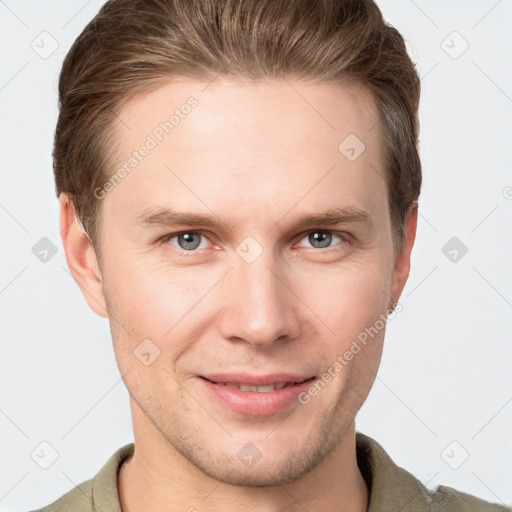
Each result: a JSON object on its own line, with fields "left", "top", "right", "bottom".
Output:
{"left": 69, "top": 78, "right": 415, "bottom": 486}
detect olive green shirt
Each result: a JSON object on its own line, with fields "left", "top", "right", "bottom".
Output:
{"left": 33, "top": 432, "right": 511, "bottom": 511}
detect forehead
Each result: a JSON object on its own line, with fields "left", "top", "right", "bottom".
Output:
{"left": 105, "top": 78, "right": 386, "bottom": 227}
{"left": 115, "top": 77, "right": 381, "bottom": 153}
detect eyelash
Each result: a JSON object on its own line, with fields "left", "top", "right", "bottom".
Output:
{"left": 159, "top": 230, "right": 350, "bottom": 256}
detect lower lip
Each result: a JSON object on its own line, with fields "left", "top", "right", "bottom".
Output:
{"left": 198, "top": 377, "right": 316, "bottom": 416}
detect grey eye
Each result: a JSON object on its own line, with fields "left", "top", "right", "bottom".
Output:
{"left": 176, "top": 232, "right": 203, "bottom": 250}
{"left": 307, "top": 231, "right": 333, "bottom": 249}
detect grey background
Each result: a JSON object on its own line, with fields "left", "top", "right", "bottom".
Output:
{"left": 1, "top": 0, "right": 511, "bottom": 509}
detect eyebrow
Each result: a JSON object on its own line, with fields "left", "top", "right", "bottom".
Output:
{"left": 133, "top": 205, "right": 371, "bottom": 232}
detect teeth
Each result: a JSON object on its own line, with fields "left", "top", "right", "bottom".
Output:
{"left": 221, "top": 382, "right": 289, "bottom": 392}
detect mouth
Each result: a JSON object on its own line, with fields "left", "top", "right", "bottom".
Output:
{"left": 197, "top": 374, "right": 317, "bottom": 416}
{"left": 200, "top": 377, "right": 313, "bottom": 392}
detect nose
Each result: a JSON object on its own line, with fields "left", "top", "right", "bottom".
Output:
{"left": 219, "top": 251, "right": 301, "bottom": 348}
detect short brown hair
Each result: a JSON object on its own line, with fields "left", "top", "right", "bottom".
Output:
{"left": 54, "top": 0, "right": 421, "bottom": 264}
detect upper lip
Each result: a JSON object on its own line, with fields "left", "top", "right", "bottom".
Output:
{"left": 200, "top": 373, "right": 315, "bottom": 386}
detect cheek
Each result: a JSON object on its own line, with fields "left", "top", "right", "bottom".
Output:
{"left": 105, "top": 254, "right": 204, "bottom": 322}
{"left": 295, "top": 259, "right": 392, "bottom": 340}
{"left": 304, "top": 264, "right": 391, "bottom": 404}
{"left": 103, "top": 256, "right": 219, "bottom": 365}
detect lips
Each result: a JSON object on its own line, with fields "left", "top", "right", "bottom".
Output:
{"left": 198, "top": 374, "right": 317, "bottom": 415}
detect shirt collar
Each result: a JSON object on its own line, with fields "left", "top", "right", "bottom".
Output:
{"left": 356, "top": 431, "right": 432, "bottom": 511}
{"left": 92, "top": 442, "right": 133, "bottom": 512}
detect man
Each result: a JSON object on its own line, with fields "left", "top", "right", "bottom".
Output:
{"left": 35, "top": 0, "right": 510, "bottom": 510}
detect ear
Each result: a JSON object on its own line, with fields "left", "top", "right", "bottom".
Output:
{"left": 59, "top": 192, "right": 108, "bottom": 318}
{"left": 390, "top": 202, "right": 418, "bottom": 305}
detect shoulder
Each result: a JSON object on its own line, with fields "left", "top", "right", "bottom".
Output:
{"left": 355, "top": 432, "right": 511, "bottom": 512}
{"left": 30, "top": 442, "right": 134, "bottom": 512}
{"left": 430, "top": 484, "right": 512, "bottom": 512}
{"left": 29, "top": 478, "right": 94, "bottom": 512}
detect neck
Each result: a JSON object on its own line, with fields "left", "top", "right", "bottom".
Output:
{"left": 119, "top": 405, "right": 368, "bottom": 512}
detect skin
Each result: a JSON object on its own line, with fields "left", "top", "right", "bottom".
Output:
{"left": 59, "top": 78, "right": 417, "bottom": 512}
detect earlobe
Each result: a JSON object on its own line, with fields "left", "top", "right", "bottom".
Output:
{"left": 390, "top": 202, "right": 418, "bottom": 305}
{"left": 58, "top": 193, "right": 109, "bottom": 318}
